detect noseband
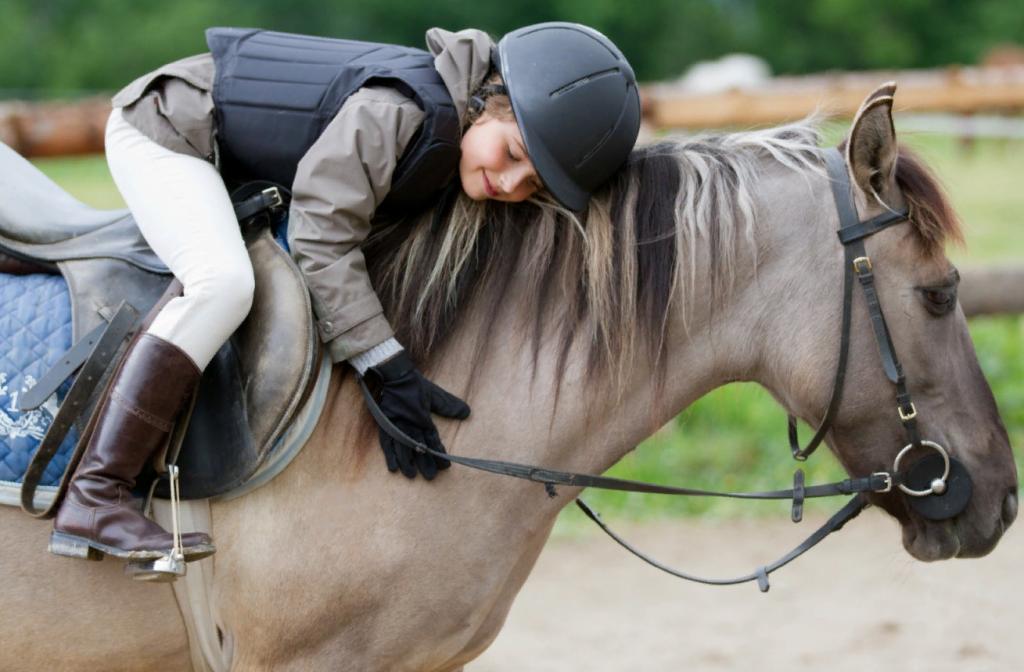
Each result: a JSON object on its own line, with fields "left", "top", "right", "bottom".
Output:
{"left": 358, "top": 147, "right": 972, "bottom": 592}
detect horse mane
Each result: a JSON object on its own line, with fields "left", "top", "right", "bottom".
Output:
{"left": 363, "top": 120, "right": 825, "bottom": 395}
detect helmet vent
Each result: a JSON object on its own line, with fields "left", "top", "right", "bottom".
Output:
{"left": 574, "top": 96, "right": 632, "bottom": 169}
{"left": 550, "top": 68, "right": 620, "bottom": 98}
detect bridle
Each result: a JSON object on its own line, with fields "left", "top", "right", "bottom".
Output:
{"left": 358, "top": 147, "right": 973, "bottom": 592}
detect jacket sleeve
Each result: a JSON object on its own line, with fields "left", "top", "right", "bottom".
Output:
{"left": 286, "top": 87, "right": 426, "bottom": 362}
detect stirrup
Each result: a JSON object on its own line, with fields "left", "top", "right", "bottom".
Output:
{"left": 127, "top": 464, "right": 189, "bottom": 583}
{"left": 124, "top": 554, "right": 186, "bottom": 583}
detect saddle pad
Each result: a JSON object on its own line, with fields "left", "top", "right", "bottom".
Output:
{"left": 0, "top": 273, "right": 77, "bottom": 488}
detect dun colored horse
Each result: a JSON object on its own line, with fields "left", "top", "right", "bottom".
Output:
{"left": 1, "top": 85, "right": 1016, "bottom": 670}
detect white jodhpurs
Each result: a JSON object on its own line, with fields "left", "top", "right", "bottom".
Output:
{"left": 104, "top": 108, "right": 254, "bottom": 371}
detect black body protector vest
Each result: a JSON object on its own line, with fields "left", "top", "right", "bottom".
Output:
{"left": 206, "top": 28, "right": 462, "bottom": 216}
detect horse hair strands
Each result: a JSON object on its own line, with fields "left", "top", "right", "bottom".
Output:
{"left": 362, "top": 120, "right": 827, "bottom": 398}
{"left": 362, "top": 118, "right": 961, "bottom": 400}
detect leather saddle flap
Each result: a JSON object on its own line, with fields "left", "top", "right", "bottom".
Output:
{"left": 0, "top": 142, "right": 318, "bottom": 500}
{"left": 161, "top": 229, "right": 319, "bottom": 499}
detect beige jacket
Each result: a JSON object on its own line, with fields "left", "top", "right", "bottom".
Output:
{"left": 111, "top": 28, "right": 493, "bottom": 362}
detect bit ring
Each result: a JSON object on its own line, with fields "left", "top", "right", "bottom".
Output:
{"left": 893, "top": 440, "right": 950, "bottom": 497}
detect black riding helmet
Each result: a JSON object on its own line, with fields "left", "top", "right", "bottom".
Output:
{"left": 494, "top": 22, "right": 641, "bottom": 212}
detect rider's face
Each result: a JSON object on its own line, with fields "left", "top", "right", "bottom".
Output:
{"left": 459, "top": 115, "right": 542, "bottom": 203}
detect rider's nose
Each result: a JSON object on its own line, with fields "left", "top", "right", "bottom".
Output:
{"left": 501, "top": 167, "right": 529, "bottom": 194}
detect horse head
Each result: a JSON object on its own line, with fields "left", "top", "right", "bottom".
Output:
{"left": 751, "top": 84, "right": 1017, "bottom": 561}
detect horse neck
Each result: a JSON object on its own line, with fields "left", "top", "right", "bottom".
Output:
{"left": 432, "top": 159, "right": 829, "bottom": 477}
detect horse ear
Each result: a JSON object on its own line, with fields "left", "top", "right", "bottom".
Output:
{"left": 846, "top": 82, "right": 899, "bottom": 201}
{"left": 863, "top": 81, "right": 897, "bottom": 105}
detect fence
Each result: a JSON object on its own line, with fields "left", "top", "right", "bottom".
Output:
{"left": 645, "top": 64, "right": 1024, "bottom": 129}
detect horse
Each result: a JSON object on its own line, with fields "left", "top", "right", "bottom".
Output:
{"left": 1, "top": 84, "right": 1016, "bottom": 671}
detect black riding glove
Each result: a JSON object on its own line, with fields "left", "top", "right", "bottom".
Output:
{"left": 363, "top": 350, "right": 470, "bottom": 480}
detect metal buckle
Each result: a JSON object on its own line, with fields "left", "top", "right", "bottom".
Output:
{"left": 852, "top": 256, "right": 873, "bottom": 274}
{"left": 261, "top": 186, "right": 284, "bottom": 209}
{"left": 898, "top": 403, "right": 917, "bottom": 421}
{"left": 872, "top": 472, "right": 893, "bottom": 493}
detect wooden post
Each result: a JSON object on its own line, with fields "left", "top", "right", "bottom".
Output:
{"left": 0, "top": 98, "right": 111, "bottom": 157}
{"left": 959, "top": 266, "right": 1024, "bottom": 318}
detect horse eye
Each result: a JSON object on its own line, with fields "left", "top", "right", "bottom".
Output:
{"left": 919, "top": 287, "right": 956, "bottom": 316}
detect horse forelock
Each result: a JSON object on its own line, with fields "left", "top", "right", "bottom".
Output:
{"left": 362, "top": 119, "right": 824, "bottom": 396}
{"left": 894, "top": 146, "right": 964, "bottom": 256}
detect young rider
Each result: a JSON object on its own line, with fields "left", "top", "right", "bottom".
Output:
{"left": 50, "top": 23, "right": 641, "bottom": 565}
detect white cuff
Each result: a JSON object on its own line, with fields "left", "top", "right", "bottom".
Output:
{"left": 348, "top": 337, "right": 403, "bottom": 375}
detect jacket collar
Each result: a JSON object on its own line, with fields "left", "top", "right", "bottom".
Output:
{"left": 426, "top": 27, "right": 495, "bottom": 130}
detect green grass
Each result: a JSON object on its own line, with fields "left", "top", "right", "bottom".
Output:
{"left": 29, "top": 128, "right": 1024, "bottom": 529}
{"left": 895, "top": 132, "right": 1024, "bottom": 266}
{"left": 30, "top": 155, "right": 125, "bottom": 210}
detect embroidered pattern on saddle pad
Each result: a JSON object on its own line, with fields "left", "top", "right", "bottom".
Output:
{"left": 0, "top": 272, "right": 77, "bottom": 488}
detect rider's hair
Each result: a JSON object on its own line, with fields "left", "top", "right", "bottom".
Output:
{"left": 466, "top": 71, "right": 514, "bottom": 127}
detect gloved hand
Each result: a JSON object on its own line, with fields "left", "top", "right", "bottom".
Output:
{"left": 363, "top": 350, "right": 470, "bottom": 480}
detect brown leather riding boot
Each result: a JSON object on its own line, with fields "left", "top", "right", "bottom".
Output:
{"left": 51, "top": 333, "right": 215, "bottom": 562}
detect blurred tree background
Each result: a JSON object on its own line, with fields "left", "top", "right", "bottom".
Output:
{"left": 2, "top": 0, "right": 1023, "bottom": 98}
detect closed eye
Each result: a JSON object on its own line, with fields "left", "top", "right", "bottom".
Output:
{"left": 512, "top": 139, "right": 543, "bottom": 191}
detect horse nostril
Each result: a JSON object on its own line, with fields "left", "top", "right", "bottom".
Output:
{"left": 1003, "top": 489, "right": 1019, "bottom": 527}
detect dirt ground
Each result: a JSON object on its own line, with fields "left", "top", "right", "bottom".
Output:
{"left": 471, "top": 509, "right": 1022, "bottom": 672}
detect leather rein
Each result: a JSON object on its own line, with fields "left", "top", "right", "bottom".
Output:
{"left": 358, "top": 147, "right": 973, "bottom": 593}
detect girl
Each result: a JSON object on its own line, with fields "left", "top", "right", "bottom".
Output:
{"left": 50, "top": 22, "right": 641, "bottom": 565}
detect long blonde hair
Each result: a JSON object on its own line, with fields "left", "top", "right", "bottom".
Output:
{"left": 364, "top": 121, "right": 829, "bottom": 400}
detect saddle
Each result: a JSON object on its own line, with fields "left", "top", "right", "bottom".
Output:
{"left": 0, "top": 141, "right": 324, "bottom": 508}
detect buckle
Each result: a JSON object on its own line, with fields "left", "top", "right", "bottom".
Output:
{"left": 898, "top": 402, "right": 917, "bottom": 421}
{"left": 852, "top": 256, "right": 873, "bottom": 274}
{"left": 261, "top": 186, "right": 284, "bottom": 209}
{"left": 872, "top": 472, "right": 893, "bottom": 493}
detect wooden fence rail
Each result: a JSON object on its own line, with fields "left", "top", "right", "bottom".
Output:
{"left": 5, "top": 65, "right": 1024, "bottom": 156}
{"left": 0, "top": 81, "right": 1021, "bottom": 319}
{"left": 0, "top": 98, "right": 110, "bottom": 158}
{"left": 959, "top": 266, "right": 1024, "bottom": 318}
{"left": 645, "top": 64, "right": 1024, "bottom": 129}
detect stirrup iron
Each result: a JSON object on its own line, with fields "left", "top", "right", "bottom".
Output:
{"left": 125, "top": 465, "right": 186, "bottom": 582}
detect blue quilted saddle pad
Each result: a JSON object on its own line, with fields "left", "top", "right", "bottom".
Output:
{"left": 0, "top": 272, "right": 77, "bottom": 488}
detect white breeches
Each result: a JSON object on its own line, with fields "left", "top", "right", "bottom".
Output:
{"left": 104, "top": 108, "right": 254, "bottom": 370}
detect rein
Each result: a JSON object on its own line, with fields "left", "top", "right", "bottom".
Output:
{"left": 358, "top": 147, "right": 973, "bottom": 593}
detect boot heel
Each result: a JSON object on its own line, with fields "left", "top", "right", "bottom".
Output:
{"left": 49, "top": 532, "right": 104, "bottom": 561}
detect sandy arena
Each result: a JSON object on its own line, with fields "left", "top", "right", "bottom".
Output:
{"left": 473, "top": 508, "right": 1022, "bottom": 671}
